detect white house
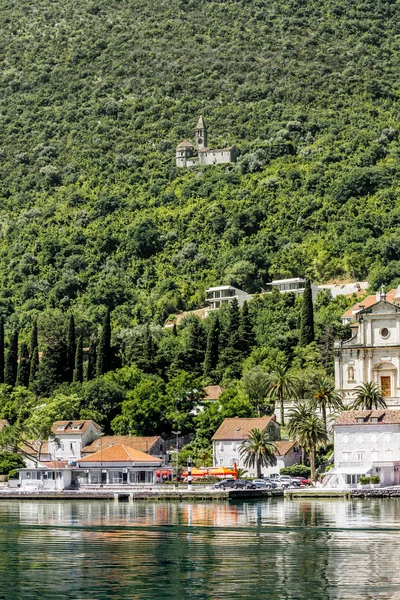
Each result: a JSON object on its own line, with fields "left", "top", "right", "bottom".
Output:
{"left": 18, "top": 444, "right": 163, "bottom": 490}
{"left": 326, "top": 409, "right": 400, "bottom": 488}
{"left": 266, "top": 278, "right": 319, "bottom": 301}
{"left": 205, "top": 285, "right": 252, "bottom": 310}
{"left": 334, "top": 287, "right": 400, "bottom": 405}
{"left": 211, "top": 417, "right": 299, "bottom": 478}
{"left": 48, "top": 420, "right": 103, "bottom": 463}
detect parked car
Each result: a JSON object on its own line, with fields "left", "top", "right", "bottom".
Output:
{"left": 276, "top": 475, "right": 294, "bottom": 488}
{"left": 301, "top": 478, "right": 314, "bottom": 486}
{"left": 289, "top": 477, "right": 303, "bottom": 487}
{"left": 252, "top": 479, "right": 275, "bottom": 489}
{"left": 214, "top": 479, "right": 256, "bottom": 490}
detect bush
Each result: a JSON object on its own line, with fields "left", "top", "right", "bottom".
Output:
{"left": 7, "top": 469, "right": 19, "bottom": 480}
{"left": 370, "top": 475, "right": 380, "bottom": 484}
{"left": 359, "top": 476, "right": 371, "bottom": 485}
{"left": 280, "top": 464, "right": 311, "bottom": 478}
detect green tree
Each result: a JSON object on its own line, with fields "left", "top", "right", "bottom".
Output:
{"left": 308, "top": 375, "right": 344, "bottom": 431}
{"left": 290, "top": 412, "right": 328, "bottom": 481}
{"left": 16, "top": 342, "right": 30, "bottom": 388}
{"left": 29, "top": 318, "right": 39, "bottom": 387}
{"left": 351, "top": 382, "right": 387, "bottom": 410}
{"left": 74, "top": 335, "right": 84, "bottom": 383}
{"left": 286, "top": 402, "right": 314, "bottom": 464}
{"left": 87, "top": 334, "right": 97, "bottom": 381}
{"left": 267, "top": 365, "right": 299, "bottom": 426}
{"left": 5, "top": 330, "right": 18, "bottom": 388}
{"left": 112, "top": 377, "right": 167, "bottom": 436}
{"left": 219, "top": 298, "right": 242, "bottom": 377}
{"left": 241, "top": 368, "right": 273, "bottom": 416}
{"left": 239, "top": 301, "right": 255, "bottom": 356}
{"left": 0, "top": 318, "right": 5, "bottom": 385}
{"left": 239, "top": 428, "right": 278, "bottom": 479}
{"left": 300, "top": 280, "right": 315, "bottom": 346}
{"left": 67, "top": 313, "right": 76, "bottom": 382}
{"left": 183, "top": 317, "right": 206, "bottom": 376}
{"left": 204, "top": 313, "right": 220, "bottom": 380}
{"left": 96, "top": 308, "right": 112, "bottom": 377}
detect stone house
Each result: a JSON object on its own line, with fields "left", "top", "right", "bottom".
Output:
{"left": 212, "top": 417, "right": 300, "bottom": 478}
{"left": 326, "top": 409, "right": 400, "bottom": 488}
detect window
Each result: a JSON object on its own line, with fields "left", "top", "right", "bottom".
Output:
{"left": 371, "top": 418, "right": 378, "bottom": 423}
{"left": 357, "top": 452, "right": 365, "bottom": 461}
{"left": 70, "top": 442, "right": 74, "bottom": 451}
{"left": 345, "top": 474, "right": 360, "bottom": 485}
{"left": 220, "top": 459, "right": 224, "bottom": 465}
{"left": 357, "top": 418, "right": 365, "bottom": 423}
{"left": 380, "top": 327, "right": 390, "bottom": 339}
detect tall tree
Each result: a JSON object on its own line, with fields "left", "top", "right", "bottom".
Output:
{"left": 0, "top": 318, "right": 5, "bottom": 384}
{"left": 16, "top": 342, "right": 30, "bottom": 388}
{"left": 219, "top": 298, "right": 242, "bottom": 376}
{"left": 184, "top": 317, "right": 206, "bottom": 376}
{"left": 96, "top": 308, "right": 112, "bottom": 377}
{"left": 87, "top": 334, "right": 97, "bottom": 381}
{"left": 29, "top": 318, "right": 39, "bottom": 388}
{"left": 204, "top": 314, "right": 220, "bottom": 380}
{"left": 299, "top": 279, "right": 315, "bottom": 346}
{"left": 5, "top": 330, "right": 18, "bottom": 387}
{"left": 267, "top": 365, "right": 299, "bottom": 426}
{"left": 30, "top": 318, "right": 38, "bottom": 356}
{"left": 239, "top": 428, "right": 277, "bottom": 479}
{"left": 67, "top": 313, "right": 76, "bottom": 382}
{"left": 287, "top": 402, "right": 314, "bottom": 464}
{"left": 73, "top": 335, "right": 84, "bottom": 383}
{"left": 291, "top": 412, "right": 328, "bottom": 481}
{"left": 239, "top": 301, "right": 255, "bottom": 356}
{"left": 308, "top": 375, "right": 344, "bottom": 431}
{"left": 351, "top": 382, "right": 387, "bottom": 410}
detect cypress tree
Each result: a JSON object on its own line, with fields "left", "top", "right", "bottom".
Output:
{"left": 67, "top": 313, "right": 76, "bottom": 382}
{"left": 218, "top": 298, "right": 242, "bottom": 376}
{"left": 239, "top": 301, "right": 255, "bottom": 356}
{"left": 299, "top": 279, "right": 315, "bottom": 346}
{"left": 29, "top": 347, "right": 39, "bottom": 390}
{"left": 0, "top": 318, "right": 5, "bottom": 384}
{"left": 172, "top": 323, "right": 178, "bottom": 337}
{"left": 185, "top": 317, "right": 206, "bottom": 376}
{"left": 73, "top": 335, "right": 84, "bottom": 383}
{"left": 204, "top": 313, "right": 220, "bottom": 379}
{"left": 5, "top": 330, "right": 18, "bottom": 387}
{"left": 29, "top": 318, "right": 39, "bottom": 387}
{"left": 87, "top": 335, "right": 97, "bottom": 381}
{"left": 17, "top": 342, "right": 30, "bottom": 387}
{"left": 96, "top": 308, "right": 111, "bottom": 377}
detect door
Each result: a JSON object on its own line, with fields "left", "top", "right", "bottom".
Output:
{"left": 380, "top": 376, "right": 391, "bottom": 397}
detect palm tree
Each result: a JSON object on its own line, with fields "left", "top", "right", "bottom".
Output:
{"left": 351, "top": 381, "right": 387, "bottom": 410}
{"left": 292, "top": 412, "right": 328, "bottom": 481}
{"left": 242, "top": 368, "right": 272, "bottom": 416}
{"left": 266, "top": 365, "right": 299, "bottom": 426}
{"left": 286, "top": 402, "right": 313, "bottom": 464}
{"left": 239, "top": 428, "right": 278, "bottom": 479}
{"left": 308, "top": 375, "right": 344, "bottom": 431}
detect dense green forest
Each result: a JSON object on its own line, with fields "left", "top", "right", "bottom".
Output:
{"left": 0, "top": 0, "right": 399, "bottom": 452}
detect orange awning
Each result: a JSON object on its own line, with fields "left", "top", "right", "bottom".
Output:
{"left": 208, "top": 467, "right": 236, "bottom": 477}
{"left": 182, "top": 467, "right": 208, "bottom": 477}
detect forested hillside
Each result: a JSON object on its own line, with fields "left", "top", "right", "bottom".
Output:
{"left": 0, "top": 0, "right": 399, "bottom": 450}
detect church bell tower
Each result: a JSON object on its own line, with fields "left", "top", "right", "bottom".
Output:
{"left": 195, "top": 115, "right": 207, "bottom": 150}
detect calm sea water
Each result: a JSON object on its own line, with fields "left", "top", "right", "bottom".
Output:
{"left": 0, "top": 498, "right": 400, "bottom": 599}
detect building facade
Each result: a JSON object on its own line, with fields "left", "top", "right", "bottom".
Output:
{"left": 326, "top": 410, "right": 400, "bottom": 488}
{"left": 176, "top": 116, "right": 238, "bottom": 168}
{"left": 211, "top": 417, "right": 299, "bottom": 478}
{"left": 334, "top": 287, "right": 400, "bottom": 405}
{"left": 205, "top": 285, "right": 252, "bottom": 310}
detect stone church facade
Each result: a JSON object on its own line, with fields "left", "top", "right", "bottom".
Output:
{"left": 176, "top": 116, "right": 238, "bottom": 167}
{"left": 334, "top": 287, "right": 400, "bottom": 406}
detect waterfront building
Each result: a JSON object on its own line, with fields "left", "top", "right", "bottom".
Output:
{"left": 18, "top": 444, "right": 162, "bottom": 490}
{"left": 81, "top": 435, "right": 166, "bottom": 460}
{"left": 326, "top": 409, "right": 400, "bottom": 488}
{"left": 211, "top": 417, "right": 300, "bottom": 478}
{"left": 334, "top": 287, "right": 400, "bottom": 406}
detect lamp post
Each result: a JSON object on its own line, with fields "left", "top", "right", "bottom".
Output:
{"left": 99, "top": 433, "right": 105, "bottom": 487}
{"left": 172, "top": 430, "right": 181, "bottom": 488}
{"left": 188, "top": 456, "right": 192, "bottom": 488}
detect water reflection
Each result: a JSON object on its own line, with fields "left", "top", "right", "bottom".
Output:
{"left": 0, "top": 499, "right": 399, "bottom": 599}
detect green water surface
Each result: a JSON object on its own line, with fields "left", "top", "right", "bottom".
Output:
{"left": 0, "top": 498, "right": 399, "bottom": 599}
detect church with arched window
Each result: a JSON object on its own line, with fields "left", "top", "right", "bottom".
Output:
{"left": 175, "top": 116, "right": 238, "bottom": 168}
{"left": 335, "top": 286, "right": 400, "bottom": 406}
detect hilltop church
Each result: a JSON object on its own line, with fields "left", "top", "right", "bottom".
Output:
{"left": 176, "top": 116, "right": 238, "bottom": 167}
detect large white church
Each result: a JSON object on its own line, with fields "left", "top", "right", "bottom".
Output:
{"left": 335, "top": 286, "right": 400, "bottom": 407}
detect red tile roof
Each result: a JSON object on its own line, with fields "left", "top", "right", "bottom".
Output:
{"left": 20, "top": 441, "right": 49, "bottom": 456}
{"left": 176, "top": 139, "right": 194, "bottom": 149}
{"left": 43, "top": 460, "right": 69, "bottom": 469}
{"left": 342, "top": 289, "right": 396, "bottom": 318}
{"left": 274, "top": 440, "right": 296, "bottom": 456}
{"left": 82, "top": 436, "right": 161, "bottom": 455}
{"left": 212, "top": 417, "right": 276, "bottom": 441}
{"left": 203, "top": 385, "right": 225, "bottom": 401}
{"left": 334, "top": 410, "right": 400, "bottom": 426}
{"left": 51, "top": 420, "right": 102, "bottom": 435}
{"left": 77, "top": 444, "right": 162, "bottom": 464}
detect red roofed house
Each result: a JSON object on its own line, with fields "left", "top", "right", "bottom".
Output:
{"left": 325, "top": 409, "right": 400, "bottom": 489}
{"left": 211, "top": 417, "right": 300, "bottom": 478}
{"left": 335, "top": 286, "right": 400, "bottom": 406}
{"left": 18, "top": 444, "right": 163, "bottom": 490}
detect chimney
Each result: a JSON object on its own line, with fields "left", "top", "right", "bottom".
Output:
{"left": 381, "top": 284, "right": 386, "bottom": 301}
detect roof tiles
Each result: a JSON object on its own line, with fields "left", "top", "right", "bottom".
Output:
{"left": 78, "top": 444, "right": 161, "bottom": 464}
{"left": 334, "top": 410, "right": 400, "bottom": 426}
{"left": 212, "top": 417, "right": 276, "bottom": 441}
